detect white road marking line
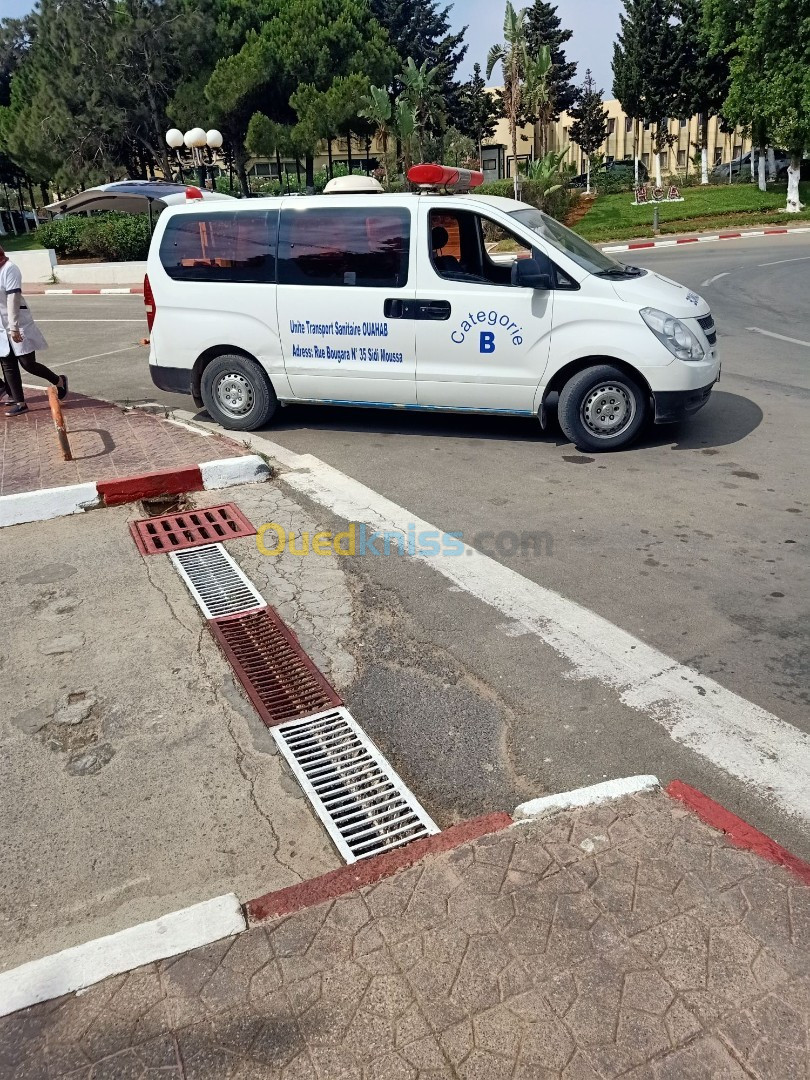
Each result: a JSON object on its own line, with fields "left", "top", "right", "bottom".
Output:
{"left": 36, "top": 319, "right": 145, "bottom": 323}
{"left": 514, "top": 776, "right": 661, "bottom": 821}
{"left": 757, "top": 256, "right": 810, "bottom": 267}
{"left": 169, "top": 419, "right": 810, "bottom": 826}
{"left": 701, "top": 272, "right": 730, "bottom": 287}
{"left": 50, "top": 344, "right": 143, "bottom": 368}
{"left": 0, "top": 894, "right": 246, "bottom": 1017}
{"left": 746, "top": 326, "right": 810, "bottom": 348}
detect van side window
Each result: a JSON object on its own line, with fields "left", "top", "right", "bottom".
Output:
{"left": 159, "top": 211, "right": 278, "bottom": 283}
{"left": 429, "top": 209, "right": 535, "bottom": 287}
{"left": 278, "top": 208, "right": 410, "bottom": 288}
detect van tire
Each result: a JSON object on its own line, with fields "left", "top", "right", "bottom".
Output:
{"left": 201, "top": 354, "right": 277, "bottom": 431}
{"left": 557, "top": 365, "right": 647, "bottom": 452}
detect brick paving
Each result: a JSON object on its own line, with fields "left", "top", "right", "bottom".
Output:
{"left": 3, "top": 789, "right": 808, "bottom": 1078}
{"left": 0, "top": 392, "right": 248, "bottom": 495}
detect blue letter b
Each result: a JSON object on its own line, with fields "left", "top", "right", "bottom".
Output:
{"left": 480, "top": 331, "right": 496, "bottom": 354}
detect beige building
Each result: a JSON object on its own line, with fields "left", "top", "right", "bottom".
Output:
{"left": 485, "top": 98, "right": 753, "bottom": 181}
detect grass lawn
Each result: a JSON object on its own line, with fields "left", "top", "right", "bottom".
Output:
{"left": 572, "top": 182, "right": 810, "bottom": 242}
{"left": 0, "top": 230, "right": 44, "bottom": 252}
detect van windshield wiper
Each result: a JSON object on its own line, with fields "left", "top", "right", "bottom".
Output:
{"left": 595, "top": 264, "right": 646, "bottom": 279}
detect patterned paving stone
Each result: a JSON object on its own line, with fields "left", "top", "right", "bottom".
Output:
{"left": 3, "top": 791, "right": 808, "bottom": 1079}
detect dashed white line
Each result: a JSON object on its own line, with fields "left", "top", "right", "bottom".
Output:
{"left": 746, "top": 326, "right": 810, "bottom": 348}
{"left": 50, "top": 344, "right": 143, "bottom": 368}
{"left": 700, "top": 272, "right": 730, "bottom": 287}
{"left": 757, "top": 256, "right": 810, "bottom": 268}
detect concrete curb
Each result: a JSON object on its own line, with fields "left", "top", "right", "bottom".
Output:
{"left": 602, "top": 224, "right": 810, "bottom": 254}
{"left": 25, "top": 286, "right": 144, "bottom": 296}
{"left": 666, "top": 780, "right": 810, "bottom": 885}
{"left": 513, "top": 775, "right": 661, "bottom": 820}
{"left": 0, "top": 895, "right": 245, "bottom": 1019}
{"left": 0, "top": 454, "right": 270, "bottom": 527}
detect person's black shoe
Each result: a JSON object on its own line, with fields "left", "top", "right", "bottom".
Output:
{"left": 5, "top": 402, "right": 29, "bottom": 416}
{"left": 57, "top": 374, "right": 68, "bottom": 400}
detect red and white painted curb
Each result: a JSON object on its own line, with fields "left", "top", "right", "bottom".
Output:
{"left": 602, "top": 224, "right": 810, "bottom": 254}
{"left": 26, "top": 286, "right": 144, "bottom": 296}
{"left": 0, "top": 454, "right": 270, "bottom": 528}
{"left": 2, "top": 775, "right": 808, "bottom": 1017}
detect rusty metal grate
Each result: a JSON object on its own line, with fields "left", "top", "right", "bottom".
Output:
{"left": 209, "top": 607, "right": 343, "bottom": 727}
{"left": 130, "top": 503, "right": 256, "bottom": 555}
{"left": 273, "top": 707, "right": 439, "bottom": 863}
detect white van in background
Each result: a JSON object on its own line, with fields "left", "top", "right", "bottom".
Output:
{"left": 145, "top": 166, "right": 719, "bottom": 452}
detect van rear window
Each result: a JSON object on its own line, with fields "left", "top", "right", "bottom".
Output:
{"left": 278, "top": 207, "right": 410, "bottom": 288}
{"left": 159, "top": 211, "right": 278, "bottom": 282}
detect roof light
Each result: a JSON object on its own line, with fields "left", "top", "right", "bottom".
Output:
{"left": 407, "top": 164, "right": 484, "bottom": 193}
{"left": 185, "top": 186, "right": 204, "bottom": 201}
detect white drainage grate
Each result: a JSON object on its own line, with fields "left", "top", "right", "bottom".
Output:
{"left": 272, "top": 707, "right": 439, "bottom": 863}
{"left": 170, "top": 543, "right": 266, "bottom": 619}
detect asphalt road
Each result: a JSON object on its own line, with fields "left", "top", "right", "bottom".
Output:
{"left": 19, "top": 233, "right": 810, "bottom": 851}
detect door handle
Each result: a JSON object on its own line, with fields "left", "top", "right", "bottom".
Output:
{"left": 384, "top": 298, "right": 404, "bottom": 319}
{"left": 417, "top": 300, "right": 451, "bottom": 321}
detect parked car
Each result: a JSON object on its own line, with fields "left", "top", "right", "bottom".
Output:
{"left": 711, "top": 149, "right": 810, "bottom": 181}
{"left": 568, "top": 158, "right": 649, "bottom": 189}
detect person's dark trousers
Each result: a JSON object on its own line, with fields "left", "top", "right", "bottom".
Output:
{"left": 0, "top": 351, "right": 59, "bottom": 403}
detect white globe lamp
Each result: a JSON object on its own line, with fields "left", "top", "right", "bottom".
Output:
{"left": 184, "top": 127, "right": 207, "bottom": 149}
{"left": 206, "top": 129, "right": 223, "bottom": 150}
{"left": 165, "top": 128, "right": 184, "bottom": 149}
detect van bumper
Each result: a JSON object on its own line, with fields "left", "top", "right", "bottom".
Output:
{"left": 149, "top": 363, "right": 192, "bottom": 396}
{"left": 653, "top": 380, "right": 715, "bottom": 424}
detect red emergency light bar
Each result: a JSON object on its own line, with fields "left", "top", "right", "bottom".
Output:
{"left": 407, "top": 164, "right": 485, "bottom": 193}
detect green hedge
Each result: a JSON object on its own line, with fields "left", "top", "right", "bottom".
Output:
{"left": 477, "top": 179, "right": 579, "bottom": 224}
{"left": 37, "top": 212, "right": 152, "bottom": 261}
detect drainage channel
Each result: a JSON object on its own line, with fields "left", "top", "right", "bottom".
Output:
{"left": 129, "top": 501, "right": 438, "bottom": 865}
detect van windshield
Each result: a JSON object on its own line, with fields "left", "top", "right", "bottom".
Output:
{"left": 509, "top": 207, "right": 621, "bottom": 275}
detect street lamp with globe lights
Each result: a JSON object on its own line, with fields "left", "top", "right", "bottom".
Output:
{"left": 165, "top": 127, "right": 223, "bottom": 188}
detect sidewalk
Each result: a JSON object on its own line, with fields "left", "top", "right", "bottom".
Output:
{"left": 3, "top": 787, "right": 808, "bottom": 1079}
{"left": 0, "top": 391, "right": 249, "bottom": 496}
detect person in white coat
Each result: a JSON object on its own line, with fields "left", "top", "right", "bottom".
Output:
{"left": 0, "top": 246, "right": 67, "bottom": 416}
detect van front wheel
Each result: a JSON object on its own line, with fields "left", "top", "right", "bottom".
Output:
{"left": 557, "top": 365, "right": 648, "bottom": 452}
{"left": 201, "top": 354, "right": 277, "bottom": 431}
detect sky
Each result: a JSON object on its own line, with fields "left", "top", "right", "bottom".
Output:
{"left": 3, "top": 0, "right": 624, "bottom": 99}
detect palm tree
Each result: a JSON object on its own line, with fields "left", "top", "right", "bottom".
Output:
{"left": 399, "top": 57, "right": 445, "bottom": 161}
{"left": 395, "top": 99, "right": 417, "bottom": 174}
{"left": 487, "top": 2, "right": 530, "bottom": 199}
{"left": 524, "top": 44, "right": 553, "bottom": 157}
{"left": 359, "top": 86, "right": 393, "bottom": 186}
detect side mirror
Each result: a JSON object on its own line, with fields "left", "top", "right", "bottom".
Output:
{"left": 511, "top": 257, "right": 552, "bottom": 290}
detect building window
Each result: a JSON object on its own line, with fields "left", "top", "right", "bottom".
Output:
{"left": 714, "top": 147, "right": 723, "bottom": 165}
{"left": 733, "top": 144, "right": 743, "bottom": 158}
{"left": 680, "top": 118, "right": 687, "bottom": 128}
{"left": 641, "top": 153, "right": 650, "bottom": 167}
{"left": 625, "top": 116, "right": 633, "bottom": 132}
{"left": 278, "top": 207, "right": 411, "bottom": 289}
{"left": 659, "top": 151, "right": 668, "bottom": 167}
{"left": 159, "top": 211, "right": 279, "bottom": 284}
{"left": 677, "top": 149, "right": 687, "bottom": 167}
{"left": 643, "top": 120, "right": 651, "bottom": 130}
{"left": 607, "top": 118, "right": 616, "bottom": 135}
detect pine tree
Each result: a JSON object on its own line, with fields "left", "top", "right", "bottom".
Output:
{"left": 612, "top": 0, "right": 678, "bottom": 186}
{"left": 567, "top": 69, "right": 608, "bottom": 193}
{"left": 456, "top": 63, "right": 501, "bottom": 161}
{"left": 369, "top": 0, "right": 468, "bottom": 122}
{"left": 524, "top": 1, "right": 578, "bottom": 118}
{"left": 671, "top": 0, "right": 728, "bottom": 184}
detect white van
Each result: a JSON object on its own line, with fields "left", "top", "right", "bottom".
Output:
{"left": 145, "top": 170, "right": 719, "bottom": 451}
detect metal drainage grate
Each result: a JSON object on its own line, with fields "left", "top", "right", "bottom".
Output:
{"left": 130, "top": 503, "right": 256, "bottom": 555}
{"left": 209, "top": 607, "right": 343, "bottom": 727}
{"left": 170, "top": 544, "right": 265, "bottom": 618}
{"left": 272, "top": 707, "right": 439, "bottom": 863}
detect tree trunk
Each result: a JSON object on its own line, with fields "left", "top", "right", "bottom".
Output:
{"left": 511, "top": 109, "right": 519, "bottom": 200}
{"left": 654, "top": 129, "right": 662, "bottom": 187}
{"left": 634, "top": 119, "right": 639, "bottom": 186}
{"left": 347, "top": 134, "right": 353, "bottom": 173}
{"left": 305, "top": 153, "right": 314, "bottom": 190}
{"left": 235, "top": 150, "right": 250, "bottom": 199}
{"left": 786, "top": 157, "right": 804, "bottom": 212}
{"left": 758, "top": 145, "right": 767, "bottom": 192}
{"left": 586, "top": 156, "right": 590, "bottom": 195}
{"left": 767, "top": 147, "right": 776, "bottom": 181}
{"left": 27, "top": 180, "right": 37, "bottom": 213}
{"left": 327, "top": 137, "right": 333, "bottom": 178}
{"left": 40, "top": 181, "right": 49, "bottom": 206}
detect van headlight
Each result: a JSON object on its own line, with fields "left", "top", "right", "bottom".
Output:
{"left": 640, "top": 307, "right": 705, "bottom": 361}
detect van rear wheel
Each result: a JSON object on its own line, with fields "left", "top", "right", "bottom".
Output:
{"left": 201, "top": 354, "right": 277, "bottom": 431}
{"left": 557, "top": 365, "right": 648, "bottom": 452}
